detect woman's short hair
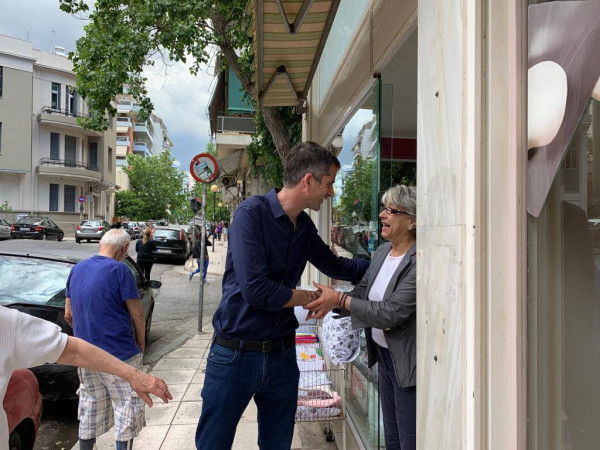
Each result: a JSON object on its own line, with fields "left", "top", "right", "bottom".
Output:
{"left": 100, "top": 229, "right": 130, "bottom": 249}
{"left": 283, "top": 141, "right": 340, "bottom": 187}
{"left": 381, "top": 185, "right": 417, "bottom": 217}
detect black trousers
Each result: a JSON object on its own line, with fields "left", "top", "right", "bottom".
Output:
{"left": 137, "top": 260, "right": 154, "bottom": 280}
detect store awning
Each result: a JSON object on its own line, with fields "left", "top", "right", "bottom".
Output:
{"left": 249, "top": 0, "right": 341, "bottom": 107}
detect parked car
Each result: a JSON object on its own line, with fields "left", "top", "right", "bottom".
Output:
{"left": 3, "top": 369, "right": 43, "bottom": 450}
{"left": 0, "top": 218, "right": 12, "bottom": 240}
{"left": 0, "top": 241, "right": 160, "bottom": 401}
{"left": 152, "top": 227, "right": 191, "bottom": 264}
{"left": 75, "top": 220, "right": 111, "bottom": 243}
{"left": 11, "top": 217, "right": 63, "bottom": 241}
{"left": 122, "top": 222, "right": 139, "bottom": 239}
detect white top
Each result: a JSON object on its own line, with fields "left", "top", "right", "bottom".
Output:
{"left": 367, "top": 251, "right": 405, "bottom": 348}
{"left": 0, "top": 306, "right": 68, "bottom": 446}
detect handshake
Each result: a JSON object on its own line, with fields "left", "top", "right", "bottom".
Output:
{"left": 301, "top": 282, "right": 351, "bottom": 320}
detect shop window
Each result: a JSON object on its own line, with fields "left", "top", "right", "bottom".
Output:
{"left": 528, "top": 98, "right": 600, "bottom": 448}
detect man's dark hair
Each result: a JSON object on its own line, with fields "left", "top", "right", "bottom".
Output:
{"left": 283, "top": 141, "right": 340, "bottom": 187}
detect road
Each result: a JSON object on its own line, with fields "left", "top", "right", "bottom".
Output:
{"left": 0, "top": 236, "right": 228, "bottom": 449}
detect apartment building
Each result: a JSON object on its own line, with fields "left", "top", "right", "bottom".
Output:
{"left": 0, "top": 34, "right": 116, "bottom": 234}
{"left": 114, "top": 95, "right": 172, "bottom": 190}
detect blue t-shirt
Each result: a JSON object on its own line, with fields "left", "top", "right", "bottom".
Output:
{"left": 65, "top": 255, "right": 140, "bottom": 361}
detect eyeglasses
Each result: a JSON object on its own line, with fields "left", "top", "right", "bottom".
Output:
{"left": 379, "top": 206, "right": 413, "bottom": 216}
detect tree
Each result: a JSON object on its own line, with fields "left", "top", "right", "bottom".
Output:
{"left": 338, "top": 156, "right": 376, "bottom": 225}
{"left": 122, "top": 152, "right": 186, "bottom": 219}
{"left": 59, "top": 0, "right": 299, "bottom": 162}
{"left": 114, "top": 190, "right": 144, "bottom": 219}
{"left": 0, "top": 201, "right": 13, "bottom": 221}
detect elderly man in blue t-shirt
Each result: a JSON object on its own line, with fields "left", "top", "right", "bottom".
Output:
{"left": 65, "top": 229, "right": 146, "bottom": 450}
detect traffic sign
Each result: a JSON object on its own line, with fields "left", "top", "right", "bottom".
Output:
{"left": 190, "top": 153, "right": 220, "bottom": 184}
{"left": 86, "top": 194, "right": 94, "bottom": 202}
{"left": 78, "top": 196, "right": 86, "bottom": 203}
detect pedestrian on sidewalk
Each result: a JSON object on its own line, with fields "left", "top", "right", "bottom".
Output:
{"left": 222, "top": 225, "right": 228, "bottom": 242}
{"left": 0, "top": 306, "right": 172, "bottom": 449}
{"left": 189, "top": 235, "right": 211, "bottom": 282}
{"left": 195, "top": 141, "right": 370, "bottom": 450}
{"left": 65, "top": 229, "right": 149, "bottom": 450}
{"left": 216, "top": 222, "right": 222, "bottom": 241}
{"left": 136, "top": 227, "right": 156, "bottom": 280}
{"left": 305, "top": 185, "right": 418, "bottom": 450}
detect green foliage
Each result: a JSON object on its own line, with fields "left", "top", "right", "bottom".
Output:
{"left": 114, "top": 190, "right": 144, "bottom": 219}
{"left": 0, "top": 201, "right": 13, "bottom": 220}
{"left": 338, "top": 156, "right": 376, "bottom": 225}
{"left": 119, "top": 152, "right": 186, "bottom": 219}
{"left": 380, "top": 161, "right": 416, "bottom": 191}
{"left": 59, "top": 0, "right": 254, "bottom": 132}
{"left": 246, "top": 108, "right": 302, "bottom": 188}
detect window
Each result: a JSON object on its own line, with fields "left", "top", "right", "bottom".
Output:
{"left": 63, "top": 185, "right": 76, "bottom": 212}
{"left": 65, "top": 135, "right": 76, "bottom": 167}
{"left": 89, "top": 142, "right": 98, "bottom": 170}
{"left": 50, "top": 133, "right": 60, "bottom": 160}
{"left": 0, "top": 67, "right": 3, "bottom": 97}
{"left": 66, "top": 87, "right": 77, "bottom": 116}
{"left": 51, "top": 83, "right": 61, "bottom": 110}
{"left": 49, "top": 184, "right": 59, "bottom": 211}
{"left": 108, "top": 147, "right": 113, "bottom": 172}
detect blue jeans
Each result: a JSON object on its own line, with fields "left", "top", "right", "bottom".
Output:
{"left": 191, "top": 258, "right": 209, "bottom": 281}
{"left": 195, "top": 341, "right": 299, "bottom": 450}
{"left": 379, "top": 346, "right": 416, "bottom": 450}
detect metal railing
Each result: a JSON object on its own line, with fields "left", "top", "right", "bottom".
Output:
{"left": 39, "top": 158, "right": 98, "bottom": 172}
{"left": 41, "top": 106, "right": 92, "bottom": 119}
{"left": 217, "top": 116, "right": 256, "bottom": 133}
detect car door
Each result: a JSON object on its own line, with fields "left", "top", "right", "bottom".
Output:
{"left": 123, "top": 258, "right": 153, "bottom": 322}
{"left": 0, "top": 219, "right": 10, "bottom": 238}
{"left": 43, "top": 220, "right": 55, "bottom": 239}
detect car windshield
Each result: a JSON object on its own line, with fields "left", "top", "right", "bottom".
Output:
{"left": 0, "top": 255, "right": 72, "bottom": 306}
{"left": 17, "top": 218, "right": 42, "bottom": 225}
{"left": 154, "top": 229, "right": 180, "bottom": 239}
{"left": 81, "top": 221, "right": 101, "bottom": 226}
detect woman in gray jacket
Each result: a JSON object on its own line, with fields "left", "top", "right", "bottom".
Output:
{"left": 307, "top": 184, "right": 417, "bottom": 450}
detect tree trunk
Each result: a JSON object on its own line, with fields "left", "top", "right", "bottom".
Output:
{"left": 260, "top": 106, "right": 292, "bottom": 161}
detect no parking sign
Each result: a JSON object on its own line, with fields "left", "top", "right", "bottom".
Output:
{"left": 190, "top": 154, "right": 220, "bottom": 184}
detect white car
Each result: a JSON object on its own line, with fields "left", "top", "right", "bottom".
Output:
{"left": 0, "top": 218, "right": 11, "bottom": 240}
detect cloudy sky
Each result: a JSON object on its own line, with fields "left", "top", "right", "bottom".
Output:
{"left": 0, "top": 0, "right": 214, "bottom": 169}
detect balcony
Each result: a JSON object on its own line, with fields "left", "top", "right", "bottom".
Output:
{"left": 133, "top": 141, "right": 150, "bottom": 157}
{"left": 116, "top": 116, "right": 132, "bottom": 133}
{"left": 37, "top": 106, "right": 101, "bottom": 137}
{"left": 37, "top": 158, "right": 102, "bottom": 182}
{"left": 117, "top": 100, "right": 133, "bottom": 113}
{"left": 133, "top": 122, "right": 154, "bottom": 143}
{"left": 217, "top": 116, "right": 256, "bottom": 134}
{"left": 116, "top": 136, "right": 130, "bottom": 147}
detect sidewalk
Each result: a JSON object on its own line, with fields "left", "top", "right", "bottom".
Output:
{"left": 77, "top": 238, "right": 337, "bottom": 449}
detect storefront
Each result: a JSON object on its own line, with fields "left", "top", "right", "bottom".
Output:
{"left": 250, "top": 0, "right": 600, "bottom": 448}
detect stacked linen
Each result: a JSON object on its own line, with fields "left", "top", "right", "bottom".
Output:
{"left": 295, "top": 341, "right": 342, "bottom": 421}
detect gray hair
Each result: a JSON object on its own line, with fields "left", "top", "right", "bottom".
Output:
{"left": 100, "top": 229, "right": 130, "bottom": 249}
{"left": 381, "top": 185, "right": 417, "bottom": 217}
{"left": 283, "top": 141, "right": 340, "bottom": 187}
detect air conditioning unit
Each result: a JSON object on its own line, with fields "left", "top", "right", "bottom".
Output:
{"left": 221, "top": 176, "right": 235, "bottom": 187}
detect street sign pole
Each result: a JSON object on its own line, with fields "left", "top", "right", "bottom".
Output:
{"left": 198, "top": 183, "right": 208, "bottom": 332}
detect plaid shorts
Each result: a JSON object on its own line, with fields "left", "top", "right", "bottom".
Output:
{"left": 77, "top": 353, "right": 146, "bottom": 441}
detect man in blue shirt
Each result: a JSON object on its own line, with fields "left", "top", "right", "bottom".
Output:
{"left": 65, "top": 229, "right": 147, "bottom": 450}
{"left": 196, "top": 142, "right": 369, "bottom": 449}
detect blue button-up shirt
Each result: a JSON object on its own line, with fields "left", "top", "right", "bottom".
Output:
{"left": 213, "top": 189, "right": 370, "bottom": 341}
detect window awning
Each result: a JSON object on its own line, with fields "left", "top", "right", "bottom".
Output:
{"left": 249, "top": 0, "right": 341, "bottom": 107}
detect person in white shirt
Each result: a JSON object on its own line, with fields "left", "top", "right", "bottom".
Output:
{"left": 0, "top": 306, "right": 172, "bottom": 448}
{"left": 306, "top": 184, "right": 417, "bottom": 450}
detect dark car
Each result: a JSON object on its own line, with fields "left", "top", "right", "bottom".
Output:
{"left": 11, "top": 217, "right": 63, "bottom": 241}
{"left": 123, "top": 222, "right": 142, "bottom": 239}
{"left": 121, "top": 222, "right": 137, "bottom": 240}
{"left": 0, "top": 241, "right": 160, "bottom": 401}
{"left": 3, "top": 369, "right": 43, "bottom": 450}
{"left": 75, "top": 220, "right": 111, "bottom": 243}
{"left": 152, "top": 227, "right": 191, "bottom": 264}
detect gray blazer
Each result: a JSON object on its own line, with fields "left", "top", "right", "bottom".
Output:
{"left": 348, "top": 241, "right": 416, "bottom": 388}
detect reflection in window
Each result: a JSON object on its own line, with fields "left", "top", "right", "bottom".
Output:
{"left": 529, "top": 98, "right": 600, "bottom": 448}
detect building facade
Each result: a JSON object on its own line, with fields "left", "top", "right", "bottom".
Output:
{"left": 0, "top": 34, "right": 116, "bottom": 234}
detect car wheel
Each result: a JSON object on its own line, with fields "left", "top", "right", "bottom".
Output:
{"left": 76, "top": 238, "right": 81, "bottom": 244}
{"left": 8, "top": 431, "right": 21, "bottom": 450}
{"left": 145, "top": 308, "right": 153, "bottom": 345}
{"left": 58, "top": 232, "right": 64, "bottom": 242}
{"left": 87, "top": 239, "right": 91, "bottom": 243}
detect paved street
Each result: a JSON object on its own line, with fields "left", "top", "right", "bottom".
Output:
{"left": 0, "top": 235, "right": 229, "bottom": 450}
